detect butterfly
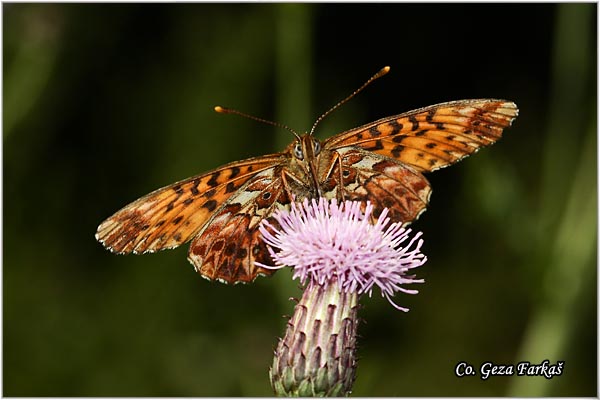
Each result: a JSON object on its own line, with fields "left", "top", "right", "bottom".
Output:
{"left": 96, "top": 66, "right": 518, "bottom": 284}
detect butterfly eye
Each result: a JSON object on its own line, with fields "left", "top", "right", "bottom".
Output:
{"left": 313, "top": 139, "right": 321, "bottom": 155}
{"left": 293, "top": 142, "right": 304, "bottom": 160}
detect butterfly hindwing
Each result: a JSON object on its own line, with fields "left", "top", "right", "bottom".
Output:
{"left": 188, "top": 167, "right": 290, "bottom": 283}
{"left": 326, "top": 99, "right": 518, "bottom": 172}
{"left": 321, "top": 148, "right": 432, "bottom": 224}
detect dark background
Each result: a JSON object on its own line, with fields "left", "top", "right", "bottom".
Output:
{"left": 4, "top": 3, "right": 597, "bottom": 396}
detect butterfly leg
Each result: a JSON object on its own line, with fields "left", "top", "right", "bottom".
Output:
{"left": 317, "top": 150, "right": 347, "bottom": 202}
{"left": 332, "top": 151, "right": 346, "bottom": 202}
{"left": 280, "top": 169, "right": 302, "bottom": 202}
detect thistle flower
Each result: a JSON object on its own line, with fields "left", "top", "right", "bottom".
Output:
{"left": 258, "top": 198, "right": 427, "bottom": 396}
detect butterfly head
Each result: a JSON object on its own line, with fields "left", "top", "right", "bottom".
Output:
{"left": 287, "top": 134, "right": 324, "bottom": 197}
{"left": 293, "top": 134, "right": 321, "bottom": 161}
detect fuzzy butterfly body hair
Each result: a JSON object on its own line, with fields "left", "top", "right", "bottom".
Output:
{"left": 96, "top": 66, "right": 518, "bottom": 284}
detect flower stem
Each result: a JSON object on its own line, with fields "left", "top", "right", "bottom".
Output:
{"left": 270, "top": 279, "right": 359, "bottom": 396}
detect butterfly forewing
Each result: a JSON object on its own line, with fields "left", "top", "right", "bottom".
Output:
{"left": 325, "top": 99, "right": 518, "bottom": 172}
{"left": 95, "top": 154, "right": 286, "bottom": 255}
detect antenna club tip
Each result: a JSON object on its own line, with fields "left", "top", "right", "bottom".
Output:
{"left": 382, "top": 66, "right": 391, "bottom": 74}
{"left": 214, "top": 106, "right": 225, "bottom": 113}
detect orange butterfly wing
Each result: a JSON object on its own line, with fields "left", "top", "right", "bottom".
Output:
{"left": 325, "top": 99, "right": 518, "bottom": 172}
{"left": 95, "top": 155, "right": 286, "bottom": 255}
{"left": 320, "top": 148, "right": 432, "bottom": 224}
{"left": 188, "top": 168, "right": 290, "bottom": 284}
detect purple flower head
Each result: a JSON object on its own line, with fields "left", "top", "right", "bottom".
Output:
{"left": 257, "top": 198, "right": 426, "bottom": 311}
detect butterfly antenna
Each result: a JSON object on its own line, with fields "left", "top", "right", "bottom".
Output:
{"left": 214, "top": 106, "right": 301, "bottom": 140}
{"left": 309, "top": 66, "right": 391, "bottom": 136}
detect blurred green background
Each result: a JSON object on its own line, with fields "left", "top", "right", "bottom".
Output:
{"left": 4, "top": 3, "right": 597, "bottom": 396}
